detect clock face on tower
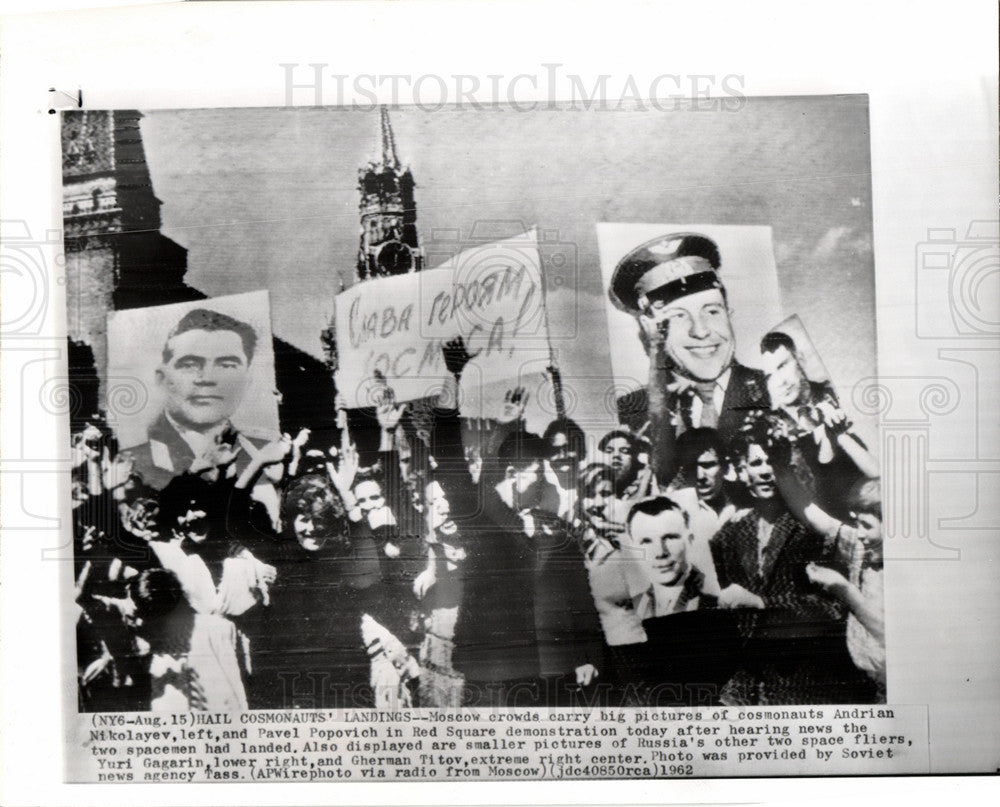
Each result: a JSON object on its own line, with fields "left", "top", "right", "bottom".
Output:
{"left": 376, "top": 240, "right": 415, "bottom": 276}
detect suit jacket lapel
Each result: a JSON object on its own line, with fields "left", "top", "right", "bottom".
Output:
{"left": 720, "top": 364, "right": 742, "bottom": 414}
{"left": 759, "top": 513, "right": 792, "bottom": 584}
{"left": 736, "top": 516, "right": 760, "bottom": 586}
{"left": 718, "top": 363, "right": 762, "bottom": 440}
{"left": 147, "top": 413, "right": 195, "bottom": 473}
{"left": 677, "top": 390, "right": 695, "bottom": 432}
{"left": 675, "top": 568, "right": 705, "bottom": 612}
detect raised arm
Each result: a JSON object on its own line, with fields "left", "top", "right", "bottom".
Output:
{"left": 430, "top": 337, "right": 477, "bottom": 471}
{"left": 234, "top": 436, "right": 291, "bottom": 490}
{"left": 805, "top": 563, "right": 885, "bottom": 643}
{"left": 645, "top": 317, "right": 680, "bottom": 485}
{"left": 762, "top": 416, "right": 838, "bottom": 542}
{"left": 816, "top": 400, "right": 881, "bottom": 479}
{"left": 285, "top": 428, "right": 311, "bottom": 478}
{"left": 372, "top": 381, "right": 411, "bottom": 515}
{"left": 326, "top": 440, "right": 361, "bottom": 519}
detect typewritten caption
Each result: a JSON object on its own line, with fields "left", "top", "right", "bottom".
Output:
{"left": 73, "top": 705, "right": 929, "bottom": 782}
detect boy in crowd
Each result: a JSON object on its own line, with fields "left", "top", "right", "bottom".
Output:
{"left": 806, "top": 478, "right": 885, "bottom": 698}
{"left": 709, "top": 416, "right": 874, "bottom": 704}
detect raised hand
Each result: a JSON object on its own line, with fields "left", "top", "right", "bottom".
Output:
{"left": 639, "top": 314, "right": 673, "bottom": 369}
{"left": 190, "top": 439, "right": 241, "bottom": 476}
{"left": 816, "top": 400, "right": 853, "bottom": 437}
{"left": 375, "top": 386, "right": 407, "bottom": 432}
{"left": 102, "top": 452, "right": 134, "bottom": 491}
{"left": 123, "top": 505, "right": 159, "bottom": 543}
{"left": 71, "top": 426, "right": 102, "bottom": 467}
{"left": 329, "top": 442, "right": 360, "bottom": 495}
{"left": 718, "top": 583, "right": 765, "bottom": 610}
{"left": 441, "top": 336, "right": 476, "bottom": 378}
{"left": 498, "top": 386, "right": 529, "bottom": 424}
{"left": 292, "top": 428, "right": 311, "bottom": 449}
{"left": 334, "top": 392, "right": 349, "bottom": 432}
{"left": 805, "top": 562, "right": 849, "bottom": 597}
{"left": 767, "top": 414, "right": 795, "bottom": 443}
{"left": 255, "top": 435, "right": 293, "bottom": 468}
{"left": 283, "top": 428, "right": 311, "bottom": 477}
{"left": 764, "top": 415, "right": 796, "bottom": 466}
{"left": 80, "top": 525, "right": 102, "bottom": 553}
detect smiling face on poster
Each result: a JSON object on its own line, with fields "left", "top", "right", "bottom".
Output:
{"left": 105, "top": 291, "right": 280, "bottom": 483}
{"left": 598, "top": 224, "right": 784, "bottom": 393}
{"left": 597, "top": 224, "right": 791, "bottom": 442}
{"left": 757, "top": 314, "right": 836, "bottom": 403}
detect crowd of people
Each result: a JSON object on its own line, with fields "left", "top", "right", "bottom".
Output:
{"left": 73, "top": 231, "right": 887, "bottom": 712}
{"left": 73, "top": 329, "right": 885, "bottom": 713}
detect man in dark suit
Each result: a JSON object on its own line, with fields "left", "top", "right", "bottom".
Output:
{"left": 708, "top": 418, "right": 875, "bottom": 705}
{"left": 123, "top": 308, "right": 271, "bottom": 491}
{"left": 608, "top": 233, "right": 766, "bottom": 482}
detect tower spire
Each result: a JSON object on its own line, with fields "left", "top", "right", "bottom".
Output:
{"left": 379, "top": 106, "right": 400, "bottom": 169}
{"left": 355, "top": 107, "right": 422, "bottom": 281}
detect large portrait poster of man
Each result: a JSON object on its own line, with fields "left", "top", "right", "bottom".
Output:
{"left": 107, "top": 291, "right": 280, "bottom": 488}
{"left": 597, "top": 224, "right": 785, "bottom": 431}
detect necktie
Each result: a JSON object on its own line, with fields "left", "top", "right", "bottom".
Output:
{"left": 695, "top": 382, "right": 719, "bottom": 428}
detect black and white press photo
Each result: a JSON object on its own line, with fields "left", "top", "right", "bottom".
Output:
{"left": 2, "top": 1, "right": 998, "bottom": 800}
{"left": 61, "top": 97, "right": 889, "bottom": 727}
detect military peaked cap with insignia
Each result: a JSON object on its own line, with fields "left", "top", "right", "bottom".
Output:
{"left": 609, "top": 232, "right": 723, "bottom": 314}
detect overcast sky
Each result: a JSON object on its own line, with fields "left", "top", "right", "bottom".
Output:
{"left": 140, "top": 97, "right": 876, "bottom": 438}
